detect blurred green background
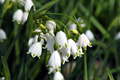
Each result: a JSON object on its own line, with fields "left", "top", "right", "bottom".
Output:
{"left": 0, "top": 0, "right": 120, "bottom": 80}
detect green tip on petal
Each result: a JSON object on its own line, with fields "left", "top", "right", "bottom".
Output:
{"left": 33, "top": 53, "right": 35, "bottom": 57}
{"left": 25, "top": 10, "right": 27, "bottom": 12}
{"left": 38, "top": 55, "right": 40, "bottom": 59}
{"left": 59, "top": 66, "right": 61, "bottom": 69}
{"left": 18, "top": 20, "right": 20, "bottom": 24}
{"left": 48, "top": 71, "right": 50, "bottom": 74}
{"left": 65, "top": 43, "right": 67, "bottom": 48}
{"left": 59, "top": 45, "right": 61, "bottom": 48}
{"left": 76, "top": 52, "right": 78, "bottom": 56}
{"left": 78, "top": 46, "right": 80, "bottom": 50}
{"left": 89, "top": 43, "right": 92, "bottom": 47}
{"left": 56, "top": 69, "right": 58, "bottom": 72}
{"left": 54, "top": 27, "right": 56, "bottom": 30}
{"left": 27, "top": 51, "right": 29, "bottom": 54}
{"left": 84, "top": 46, "right": 87, "bottom": 50}
{"left": 12, "top": 19, "right": 14, "bottom": 22}
{"left": 60, "top": 52, "right": 62, "bottom": 55}
{"left": 51, "top": 66, "right": 53, "bottom": 69}
{"left": 79, "top": 50, "right": 82, "bottom": 53}
{"left": 62, "top": 60, "right": 65, "bottom": 64}
{"left": 73, "top": 55, "right": 75, "bottom": 59}
{"left": 67, "top": 53, "right": 69, "bottom": 57}
{"left": 79, "top": 54, "right": 82, "bottom": 57}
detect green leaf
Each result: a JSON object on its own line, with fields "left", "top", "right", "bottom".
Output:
{"left": 1, "top": 56, "right": 11, "bottom": 80}
{"left": 26, "top": 6, "right": 34, "bottom": 40}
{"left": 0, "top": 0, "right": 9, "bottom": 18}
{"left": 33, "top": 0, "right": 59, "bottom": 19}
{"left": 107, "top": 68, "right": 114, "bottom": 80}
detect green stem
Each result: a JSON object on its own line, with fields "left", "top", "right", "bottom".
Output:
{"left": 84, "top": 50, "right": 88, "bottom": 80}
{"left": 45, "top": 13, "right": 82, "bottom": 33}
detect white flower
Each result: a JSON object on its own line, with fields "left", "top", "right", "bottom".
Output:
{"left": 48, "top": 51, "right": 61, "bottom": 74}
{"left": 78, "top": 33, "right": 92, "bottom": 50}
{"left": 85, "top": 30, "right": 95, "bottom": 41}
{"left": 0, "top": 77, "right": 5, "bottom": 80}
{"left": 44, "top": 38, "right": 55, "bottom": 53}
{"left": 46, "top": 20, "right": 56, "bottom": 30}
{"left": 115, "top": 32, "right": 120, "bottom": 40}
{"left": 44, "top": 30, "right": 54, "bottom": 42}
{"left": 59, "top": 47, "right": 69, "bottom": 64}
{"left": 53, "top": 72, "right": 64, "bottom": 80}
{"left": 0, "top": 0, "right": 5, "bottom": 4}
{"left": 56, "top": 31, "right": 67, "bottom": 49}
{"left": 22, "top": 12, "right": 29, "bottom": 24}
{"left": 27, "top": 42, "right": 42, "bottom": 59}
{"left": 0, "top": 29, "right": 7, "bottom": 42}
{"left": 24, "top": 0, "right": 35, "bottom": 12}
{"left": 12, "top": 9, "right": 23, "bottom": 24}
{"left": 67, "top": 39, "right": 78, "bottom": 59}
{"left": 68, "top": 23, "right": 77, "bottom": 30}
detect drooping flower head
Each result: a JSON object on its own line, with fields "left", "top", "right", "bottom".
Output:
{"left": 0, "top": 29, "right": 7, "bottom": 42}
{"left": 53, "top": 72, "right": 64, "bottom": 80}
{"left": 46, "top": 20, "right": 56, "bottom": 30}
{"left": 27, "top": 42, "right": 42, "bottom": 59}
{"left": 55, "top": 31, "right": 67, "bottom": 49}
{"left": 12, "top": 9, "right": 23, "bottom": 24}
{"left": 0, "top": 0, "right": 5, "bottom": 4}
{"left": 48, "top": 51, "right": 61, "bottom": 74}
{"left": 85, "top": 30, "right": 95, "bottom": 41}
{"left": 68, "top": 23, "right": 77, "bottom": 30}
{"left": 78, "top": 33, "right": 92, "bottom": 50}
{"left": 24, "top": 0, "right": 35, "bottom": 12}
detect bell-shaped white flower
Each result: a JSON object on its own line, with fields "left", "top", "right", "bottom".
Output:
{"left": 44, "top": 38, "right": 55, "bottom": 53}
{"left": 78, "top": 33, "right": 92, "bottom": 50}
{"left": 22, "top": 12, "right": 29, "bottom": 24}
{"left": 24, "top": 0, "right": 35, "bottom": 12}
{"left": 115, "top": 32, "right": 120, "bottom": 40}
{"left": 0, "top": 29, "right": 7, "bottom": 42}
{"left": 46, "top": 20, "right": 56, "bottom": 30}
{"left": 27, "top": 42, "right": 42, "bottom": 59}
{"left": 44, "top": 30, "right": 54, "bottom": 42}
{"left": 12, "top": 9, "right": 23, "bottom": 24}
{"left": 53, "top": 72, "right": 64, "bottom": 80}
{"left": 0, "top": 0, "right": 5, "bottom": 4}
{"left": 48, "top": 51, "right": 61, "bottom": 74}
{"left": 67, "top": 39, "right": 78, "bottom": 59}
{"left": 56, "top": 31, "right": 67, "bottom": 49}
{"left": 85, "top": 30, "right": 95, "bottom": 41}
{"left": 59, "top": 47, "right": 69, "bottom": 65}
{"left": 0, "top": 77, "right": 5, "bottom": 80}
{"left": 68, "top": 23, "right": 77, "bottom": 30}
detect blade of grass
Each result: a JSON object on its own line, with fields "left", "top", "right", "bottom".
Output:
{"left": 84, "top": 50, "right": 88, "bottom": 80}
{"left": 107, "top": 68, "right": 115, "bottom": 80}
{"left": 1, "top": 56, "right": 11, "bottom": 80}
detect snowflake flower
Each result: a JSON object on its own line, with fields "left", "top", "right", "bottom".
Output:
{"left": 56, "top": 31, "right": 67, "bottom": 49}
{"left": 24, "top": 0, "right": 35, "bottom": 12}
{"left": 46, "top": 20, "right": 56, "bottom": 30}
{"left": 0, "top": 29, "right": 7, "bottom": 42}
{"left": 48, "top": 51, "right": 61, "bottom": 74}
{"left": 12, "top": 9, "right": 23, "bottom": 24}
{"left": 22, "top": 12, "right": 29, "bottom": 24}
{"left": 27, "top": 42, "right": 42, "bottom": 59}
{"left": 78, "top": 33, "right": 92, "bottom": 50}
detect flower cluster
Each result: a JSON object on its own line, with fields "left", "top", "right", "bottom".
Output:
{"left": 12, "top": 0, "right": 35, "bottom": 24}
{"left": 27, "top": 20, "right": 92, "bottom": 79}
